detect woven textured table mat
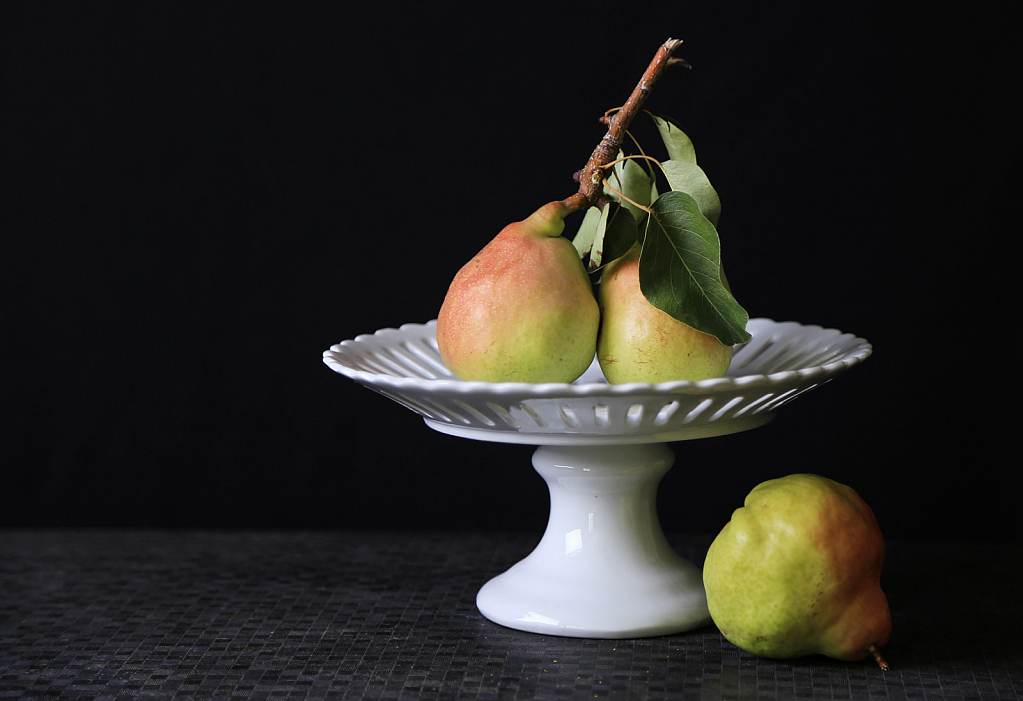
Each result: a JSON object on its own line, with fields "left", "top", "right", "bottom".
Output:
{"left": 2, "top": 530, "right": 1021, "bottom": 699}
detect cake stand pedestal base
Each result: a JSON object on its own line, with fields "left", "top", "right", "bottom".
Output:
{"left": 476, "top": 443, "right": 710, "bottom": 638}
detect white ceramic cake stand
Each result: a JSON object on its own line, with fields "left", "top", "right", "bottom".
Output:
{"left": 323, "top": 318, "right": 871, "bottom": 639}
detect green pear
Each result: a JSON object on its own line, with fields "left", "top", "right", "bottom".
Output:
{"left": 703, "top": 474, "right": 892, "bottom": 664}
{"left": 596, "top": 244, "right": 732, "bottom": 383}
{"left": 436, "top": 201, "right": 599, "bottom": 383}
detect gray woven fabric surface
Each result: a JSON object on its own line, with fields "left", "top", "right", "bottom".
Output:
{"left": 1, "top": 531, "right": 1021, "bottom": 700}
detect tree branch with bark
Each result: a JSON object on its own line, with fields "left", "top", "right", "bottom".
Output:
{"left": 563, "top": 38, "right": 686, "bottom": 214}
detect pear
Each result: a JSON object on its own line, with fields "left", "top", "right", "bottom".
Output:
{"left": 436, "top": 201, "right": 599, "bottom": 384}
{"left": 703, "top": 474, "right": 892, "bottom": 665}
{"left": 596, "top": 244, "right": 732, "bottom": 383}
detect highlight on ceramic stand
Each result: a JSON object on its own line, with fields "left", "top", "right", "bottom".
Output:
{"left": 475, "top": 441, "right": 710, "bottom": 638}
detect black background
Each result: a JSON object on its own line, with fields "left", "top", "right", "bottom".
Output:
{"left": 3, "top": 2, "right": 1020, "bottom": 541}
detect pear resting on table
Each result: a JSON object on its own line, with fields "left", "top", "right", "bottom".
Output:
{"left": 703, "top": 474, "right": 892, "bottom": 669}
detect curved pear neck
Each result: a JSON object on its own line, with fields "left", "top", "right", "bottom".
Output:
{"left": 513, "top": 201, "right": 571, "bottom": 239}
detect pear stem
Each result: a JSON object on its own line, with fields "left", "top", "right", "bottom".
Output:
{"left": 868, "top": 644, "right": 890, "bottom": 671}
{"left": 561, "top": 38, "right": 686, "bottom": 214}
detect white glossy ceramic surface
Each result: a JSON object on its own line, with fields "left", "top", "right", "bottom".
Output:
{"left": 323, "top": 318, "right": 872, "bottom": 445}
{"left": 475, "top": 443, "right": 710, "bottom": 638}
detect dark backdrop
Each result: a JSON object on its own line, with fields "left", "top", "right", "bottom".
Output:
{"left": 3, "top": 2, "right": 1020, "bottom": 540}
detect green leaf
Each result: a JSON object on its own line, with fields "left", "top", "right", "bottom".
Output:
{"left": 651, "top": 114, "right": 697, "bottom": 164}
{"left": 635, "top": 178, "right": 659, "bottom": 233}
{"left": 603, "top": 152, "right": 654, "bottom": 225}
{"left": 641, "top": 191, "right": 751, "bottom": 345}
{"left": 583, "top": 202, "right": 637, "bottom": 271}
{"left": 572, "top": 206, "right": 600, "bottom": 259}
{"left": 661, "top": 159, "right": 722, "bottom": 227}
{"left": 571, "top": 204, "right": 637, "bottom": 271}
